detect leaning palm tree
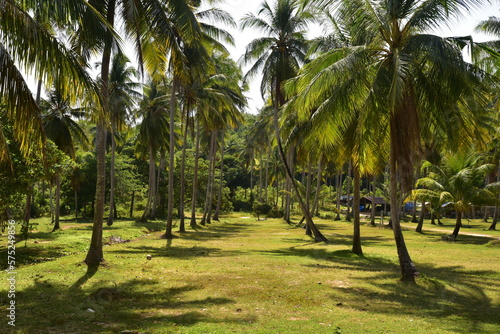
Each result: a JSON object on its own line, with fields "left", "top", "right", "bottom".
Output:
{"left": 241, "top": 0, "right": 327, "bottom": 242}
{"left": 290, "top": 0, "right": 494, "bottom": 281}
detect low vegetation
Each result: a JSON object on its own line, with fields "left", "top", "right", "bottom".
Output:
{"left": 1, "top": 214, "right": 499, "bottom": 333}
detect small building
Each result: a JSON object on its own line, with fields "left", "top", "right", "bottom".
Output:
{"left": 359, "top": 196, "right": 389, "bottom": 212}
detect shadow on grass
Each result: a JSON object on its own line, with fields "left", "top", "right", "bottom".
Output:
{"left": 261, "top": 244, "right": 499, "bottom": 334}
{"left": 15, "top": 276, "right": 251, "bottom": 334}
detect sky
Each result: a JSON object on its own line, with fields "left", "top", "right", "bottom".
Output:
{"left": 207, "top": 0, "right": 500, "bottom": 114}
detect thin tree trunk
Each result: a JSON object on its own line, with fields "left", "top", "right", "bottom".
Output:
{"left": 452, "top": 211, "right": 462, "bottom": 237}
{"left": 202, "top": 131, "right": 217, "bottom": 225}
{"left": 142, "top": 145, "right": 156, "bottom": 220}
{"left": 345, "top": 160, "right": 352, "bottom": 222}
{"left": 213, "top": 137, "right": 225, "bottom": 221}
{"left": 272, "top": 99, "right": 327, "bottom": 242}
{"left": 165, "top": 78, "right": 177, "bottom": 239}
{"left": 415, "top": 201, "right": 425, "bottom": 233}
{"left": 389, "top": 135, "right": 418, "bottom": 282}
{"left": 312, "top": 159, "right": 322, "bottom": 217}
{"left": 107, "top": 132, "right": 116, "bottom": 226}
{"left": 129, "top": 190, "right": 135, "bottom": 218}
{"left": 178, "top": 106, "right": 189, "bottom": 232}
{"left": 75, "top": 190, "right": 78, "bottom": 220}
{"left": 258, "top": 150, "right": 263, "bottom": 202}
{"left": 52, "top": 174, "right": 61, "bottom": 231}
{"left": 190, "top": 119, "right": 201, "bottom": 228}
{"left": 370, "top": 175, "right": 376, "bottom": 226}
{"left": 265, "top": 147, "right": 270, "bottom": 203}
{"left": 335, "top": 171, "right": 342, "bottom": 221}
{"left": 352, "top": 166, "right": 363, "bottom": 255}
{"left": 24, "top": 186, "right": 32, "bottom": 225}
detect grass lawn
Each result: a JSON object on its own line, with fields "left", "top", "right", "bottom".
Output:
{"left": 1, "top": 214, "right": 499, "bottom": 333}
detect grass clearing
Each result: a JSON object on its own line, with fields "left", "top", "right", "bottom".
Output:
{"left": 1, "top": 215, "right": 499, "bottom": 333}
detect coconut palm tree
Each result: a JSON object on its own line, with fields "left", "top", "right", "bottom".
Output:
{"left": 135, "top": 80, "right": 170, "bottom": 220}
{"left": 241, "top": 0, "right": 327, "bottom": 242}
{"left": 415, "top": 153, "right": 497, "bottom": 238}
{"left": 106, "top": 52, "right": 140, "bottom": 226}
{"left": 42, "top": 88, "right": 89, "bottom": 231}
{"left": 83, "top": 0, "right": 202, "bottom": 264}
{"left": 289, "top": 0, "right": 494, "bottom": 281}
{"left": 0, "top": 0, "right": 102, "bottom": 162}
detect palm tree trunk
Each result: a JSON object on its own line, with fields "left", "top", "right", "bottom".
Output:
{"left": 213, "top": 137, "right": 225, "bottom": 221}
{"left": 129, "top": 190, "right": 135, "bottom": 218}
{"left": 452, "top": 211, "right": 462, "bottom": 237}
{"left": 165, "top": 78, "right": 177, "bottom": 239}
{"left": 52, "top": 173, "right": 61, "bottom": 231}
{"left": 352, "top": 166, "right": 363, "bottom": 255}
{"left": 178, "top": 106, "right": 190, "bottom": 232}
{"left": 258, "top": 151, "right": 263, "bottom": 202}
{"left": 85, "top": 0, "right": 115, "bottom": 266}
{"left": 75, "top": 190, "right": 78, "bottom": 220}
{"left": 265, "top": 147, "right": 270, "bottom": 203}
{"left": 202, "top": 131, "right": 217, "bottom": 225}
{"left": 312, "top": 159, "right": 322, "bottom": 217}
{"left": 335, "top": 171, "right": 342, "bottom": 221}
{"left": 107, "top": 132, "right": 116, "bottom": 226}
{"left": 345, "top": 160, "right": 352, "bottom": 222}
{"left": 272, "top": 102, "right": 327, "bottom": 242}
{"left": 370, "top": 175, "right": 376, "bottom": 226}
{"left": 190, "top": 119, "right": 201, "bottom": 228}
{"left": 389, "top": 137, "right": 418, "bottom": 282}
{"left": 142, "top": 145, "right": 156, "bottom": 220}
{"left": 415, "top": 201, "right": 425, "bottom": 232}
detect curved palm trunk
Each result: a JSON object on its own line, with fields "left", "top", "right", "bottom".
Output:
{"left": 352, "top": 166, "right": 363, "bottom": 255}
{"left": 190, "top": 119, "right": 201, "bottom": 228}
{"left": 85, "top": 0, "right": 115, "bottom": 266}
{"left": 272, "top": 103, "right": 327, "bottom": 242}
{"left": 107, "top": 132, "right": 116, "bottom": 226}
{"left": 52, "top": 174, "right": 61, "bottom": 231}
{"left": 389, "top": 137, "right": 418, "bottom": 282}
{"left": 213, "top": 137, "right": 225, "bottom": 221}
{"left": 165, "top": 78, "right": 177, "bottom": 239}
{"left": 452, "top": 211, "right": 462, "bottom": 237}
{"left": 415, "top": 200, "right": 425, "bottom": 233}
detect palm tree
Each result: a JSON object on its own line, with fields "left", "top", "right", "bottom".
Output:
{"left": 241, "top": 0, "right": 327, "bottom": 242}
{"left": 83, "top": 0, "right": 202, "bottom": 264}
{"left": 289, "top": 0, "right": 494, "bottom": 281}
{"left": 106, "top": 52, "right": 140, "bottom": 226}
{"left": 415, "top": 154, "right": 496, "bottom": 238}
{"left": 42, "top": 88, "right": 89, "bottom": 231}
{"left": 0, "top": 0, "right": 101, "bottom": 162}
{"left": 135, "top": 80, "right": 170, "bottom": 220}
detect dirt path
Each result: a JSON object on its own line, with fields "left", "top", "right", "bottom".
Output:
{"left": 399, "top": 223, "right": 500, "bottom": 240}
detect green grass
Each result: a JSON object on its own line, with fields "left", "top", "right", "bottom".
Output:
{"left": 1, "top": 215, "right": 499, "bottom": 333}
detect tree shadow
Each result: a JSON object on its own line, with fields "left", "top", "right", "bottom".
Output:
{"left": 15, "top": 276, "right": 251, "bottom": 333}
{"left": 260, "top": 244, "right": 499, "bottom": 333}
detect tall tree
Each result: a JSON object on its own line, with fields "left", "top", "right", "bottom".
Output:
{"left": 106, "top": 52, "right": 140, "bottom": 226}
{"left": 42, "top": 88, "right": 89, "bottom": 231}
{"left": 241, "top": 0, "right": 327, "bottom": 242}
{"left": 291, "top": 0, "right": 493, "bottom": 281}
